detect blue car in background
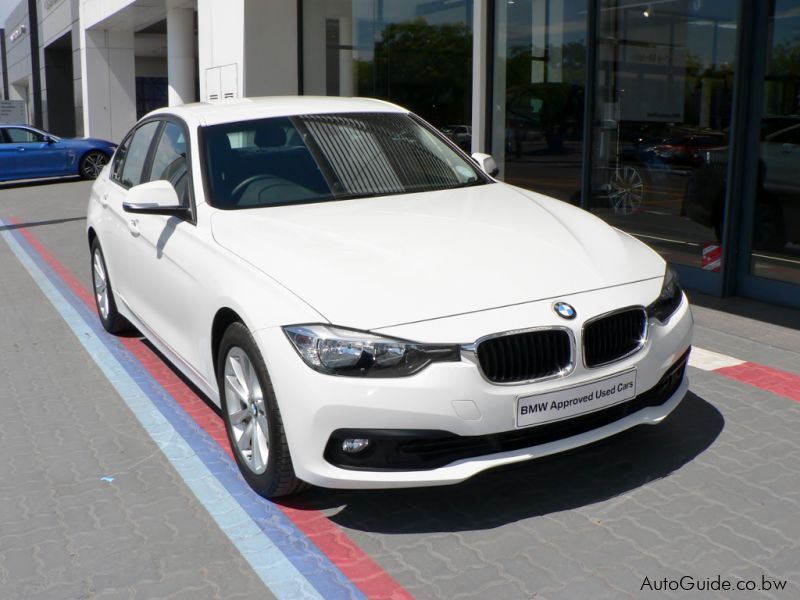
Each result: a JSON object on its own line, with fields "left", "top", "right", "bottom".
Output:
{"left": 0, "top": 124, "right": 116, "bottom": 182}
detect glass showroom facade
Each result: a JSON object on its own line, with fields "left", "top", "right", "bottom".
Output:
{"left": 302, "top": 0, "right": 800, "bottom": 307}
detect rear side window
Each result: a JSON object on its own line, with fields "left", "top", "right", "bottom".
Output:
{"left": 120, "top": 121, "right": 160, "bottom": 188}
{"left": 110, "top": 136, "right": 131, "bottom": 182}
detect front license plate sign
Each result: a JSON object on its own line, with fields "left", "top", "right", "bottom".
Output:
{"left": 516, "top": 370, "right": 637, "bottom": 428}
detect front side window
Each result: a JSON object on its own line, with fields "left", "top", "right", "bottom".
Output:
{"left": 120, "top": 121, "right": 160, "bottom": 188}
{"left": 149, "top": 122, "right": 190, "bottom": 203}
{"left": 5, "top": 127, "right": 46, "bottom": 143}
{"left": 203, "top": 112, "right": 487, "bottom": 209}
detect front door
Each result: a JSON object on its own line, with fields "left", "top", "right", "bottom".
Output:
{"left": 3, "top": 127, "right": 68, "bottom": 178}
{"left": 117, "top": 120, "right": 206, "bottom": 374}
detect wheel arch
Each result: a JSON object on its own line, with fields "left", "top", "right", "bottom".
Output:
{"left": 80, "top": 147, "right": 111, "bottom": 161}
{"left": 211, "top": 307, "right": 245, "bottom": 379}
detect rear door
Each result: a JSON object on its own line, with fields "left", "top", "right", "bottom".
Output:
{"left": 102, "top": 120, "right": 162, "bottom": 303}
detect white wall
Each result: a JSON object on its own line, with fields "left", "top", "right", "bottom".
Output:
{"left": 198, "top": 0, "right": 244, "bottom": 100}
{"left": 80, "top": 27, "right": 136, "bottom": 141}
{"left": 135, "top": 56, "right": 167, "bottom": 78}
{"left": 243, "top": 0, "right": 297, "bottom": 96}
{"left": 198, "top": 0, "right": 299, "bottom": 100}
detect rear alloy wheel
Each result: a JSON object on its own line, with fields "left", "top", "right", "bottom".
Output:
{"left": 90, "top": 238, "right": 129, "bottom": 334}
{"left": 80, "top": 151, "right": 109, "bottom": 180}
{"left": 217, "top": 322, "right": 306, "bottom": 498}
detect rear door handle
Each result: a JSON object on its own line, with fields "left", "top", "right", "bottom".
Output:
{"left": 17, "top": 147, "right": 25, "bottom": 152}
{"left": 128, "top": 218, "right": 140, "bottom": 236}
{"left": 100, "top": 193, "right": 109, "bottom": 208}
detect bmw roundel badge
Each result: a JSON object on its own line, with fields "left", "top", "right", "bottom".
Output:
{"left": 553, "top": 301, "right": 576, "bottom": 320}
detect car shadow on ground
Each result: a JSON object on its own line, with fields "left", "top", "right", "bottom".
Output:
{"left": 281, "top": 392, "right": 723, "bottom": 533}
{"left": 0, "top": 177, "right": 81, "bottom": 191}
{"left": 0, "top": 216, "right": 86, "bottom": 232}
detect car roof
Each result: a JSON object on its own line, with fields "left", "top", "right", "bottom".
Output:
{"left": 148, "top": 96, "right": 408, "bottom": 127}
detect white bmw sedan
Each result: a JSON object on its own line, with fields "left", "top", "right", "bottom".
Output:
{"left": 87, "top": 97, "right": 692, "bottom": 498}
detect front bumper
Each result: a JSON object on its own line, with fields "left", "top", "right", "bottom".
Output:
{"left": 255, "top": 282, "right": 693, "bottom": 489}
{"left": 325, "top": 348, "right": 688, "bottom": 470}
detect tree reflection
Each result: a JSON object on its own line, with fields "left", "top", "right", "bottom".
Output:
{"left": 354, "top": 19, "right": 472, "bottom": 127}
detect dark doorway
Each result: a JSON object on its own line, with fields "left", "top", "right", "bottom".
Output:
{"left": 44, "top": 32, "right": 75, "bottom": 137}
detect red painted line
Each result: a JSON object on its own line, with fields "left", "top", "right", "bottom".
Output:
{"left": 13, "top": 218, "right": 411, "bottom": 600}
{"left": 716, "top": 362, "right": 800, "bottom": 404}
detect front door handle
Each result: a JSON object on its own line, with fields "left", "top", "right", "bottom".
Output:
{"left": 100, "top": 193, "right": 109, "bottom": 208}
{"left": 128, "top": 218, "right": 140, "bottom": 236}
{"left": 17, "top": 147, "right": 25, "bottom": 152}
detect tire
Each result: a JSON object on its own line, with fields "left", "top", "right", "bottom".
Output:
{"left": 217, "top": 322, "right": 307, "bottom": 498}
{"left": 90, "top": 238, "right": 130, "bottom": 334}
{"left": 80, "top": 150, "right": 110, "bottom": 180}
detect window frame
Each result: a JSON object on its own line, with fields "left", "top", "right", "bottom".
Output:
{"left": 113, "top": 119, "right": 161, "bottom": 190}
{"left": 4, "top": 126, "right": 47, "bottom": 144}
{"left": 198, "top": 111, "right": 491, "bottom": 211}
{"left": 148, "top": 119, "right": 194, "bottom": 208}
{"left": 111, "top": 114, "right": 197, "bottom": 225}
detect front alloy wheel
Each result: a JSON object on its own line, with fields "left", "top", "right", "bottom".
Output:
{"left": 217, "top": 322, "right": 306, "bottom": 498}
{"left": 80, "top": 151, "right": 109, "bottom": 180}
{"left": 224, "top": 347, "right": 270, "bottom": 474}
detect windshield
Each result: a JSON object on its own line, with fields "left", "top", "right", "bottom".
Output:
{"left": 202, "top": 112, "right": 487, "bottom": 209}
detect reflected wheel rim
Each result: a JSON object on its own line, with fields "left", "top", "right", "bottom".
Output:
{"left": 609, "top": 166, "right": 644, "bottom": 215}
{"left": 224, "top": 347, "right": 269, "bottom": 474}
{"left": 92, "top": 250, "right": 110, "bottom": 320}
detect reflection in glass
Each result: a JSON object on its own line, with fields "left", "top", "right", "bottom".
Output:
{"left": 749, "top": 0, "right": 800, "bottom": 284}
{"left": 592, "top": 0, "right": 739, "bottom": 270}
{"left": 492, "top": 0, "right": 587, "bottom": 203}
{"left": 303, "top": 1, "right": 473, "bottom": 138}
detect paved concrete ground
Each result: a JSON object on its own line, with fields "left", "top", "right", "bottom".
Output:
{"left": 1, "top": 178, "right": 799, "bottom": 599}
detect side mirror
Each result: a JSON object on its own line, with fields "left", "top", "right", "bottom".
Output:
{"left": 44, "top": 135, "right": 55, "bottom": 144}
{"left": 123, "top": 180, "right": 188, "bottom": 216}
{"left": 472, "top": 152, "right": 499, "bottom": 177}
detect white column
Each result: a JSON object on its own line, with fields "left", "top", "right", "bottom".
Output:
{"left": 338, "top": 17, "right": 353, "bottom": 96}
{"left": 302, "top": 0, "right": 327, "bottom": 95}
{"left": 471, "top": 0, "right": 490, "bottom": 155}
{"left": 167, "top": 3, "right": 195, "bottom": 105}
{"left": 80, "top": 28, "right": 136, "bottom": 141}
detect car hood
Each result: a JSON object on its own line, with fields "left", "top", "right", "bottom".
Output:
{"left": 210, "top": 184, "right": 665, "bottom": 330}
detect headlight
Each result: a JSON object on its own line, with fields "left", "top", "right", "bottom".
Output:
{"left": 283, "top": 325, "right": 460, "bottom": 377}
{"left": 647, "top": 267, "right": 683, "bottom": 322}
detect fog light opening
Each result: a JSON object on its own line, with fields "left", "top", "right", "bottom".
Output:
{"left": 341, "top": 438, "right": 371, "bottom": 454}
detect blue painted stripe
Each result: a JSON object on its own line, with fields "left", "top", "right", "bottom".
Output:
{"left": 1, "top": 221, "right": 363, "bottom": 600}
{"left": 10, "top": 225, "right": 364, "bottom": 600}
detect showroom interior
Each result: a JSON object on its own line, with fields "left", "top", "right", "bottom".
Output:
{"left": 2, "top": 0, "right": 799, "bottom": 307}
